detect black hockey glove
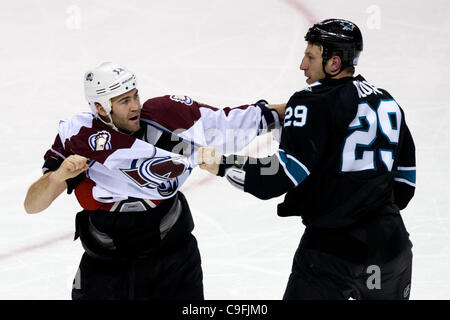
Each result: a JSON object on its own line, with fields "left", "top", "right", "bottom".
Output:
{"left": 254, "top": 99, "right": 282, "bottom": 142}
{"left": 217, "top": 154, "right": 248, "bottom": 191}
{"left": 254, "top": 99, "right": 269, "bottom": 108}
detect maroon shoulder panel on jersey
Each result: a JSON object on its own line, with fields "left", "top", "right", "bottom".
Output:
{"left": 44, "top": 134, "right": 71, "bottom": 161}
{"left": 221, "top": 105, "right": 252, "bottom": 116}
{"left": 141, "top": 95, "right": 215, "bottom": 131}
{"left": 62, "top": 118, "right": 137, "bottom": 164}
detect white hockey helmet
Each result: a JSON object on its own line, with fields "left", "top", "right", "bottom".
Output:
{"left": 84, "top": 62, "right": 138, "bottom": 116}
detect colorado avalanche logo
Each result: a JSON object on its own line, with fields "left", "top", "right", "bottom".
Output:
{"left": 86, "top": 72, "right": 94, "bottom": 82}
{"left": 89, "top": 131, "right": 111, "bottom": 151}
{"left": 169, "top": 95, "right": 193, "bottom": 106}
{"left": 120, "top": 156, "right": 188, "bottom": 197}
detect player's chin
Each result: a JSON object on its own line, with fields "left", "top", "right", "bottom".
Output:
{"left": 127, "top": 120, "right": 140, "bottom": 132}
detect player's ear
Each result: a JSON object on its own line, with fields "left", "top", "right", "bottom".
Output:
{"left": 95, "top": 103, "right": 108, "bottom": 117}
{"left": 327, "top": 55, "right": 343, "bottom": 74}
{"left": 330, "top": 56, "right": 342, "bottom": 73}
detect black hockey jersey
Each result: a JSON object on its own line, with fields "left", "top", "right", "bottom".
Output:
{"left": 243, "top": 75, "right": 416, "bottom": 229}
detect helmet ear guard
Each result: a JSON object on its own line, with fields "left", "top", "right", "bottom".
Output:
{"left": 88, "top": 99, "right": 111, "bottom": 116}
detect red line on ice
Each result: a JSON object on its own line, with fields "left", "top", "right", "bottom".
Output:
{"left": 0, "top": 231, "right": 74, "bottom": 261}
{"left": 0, "top": 175, "right": 214, "bottom": 261}
{"left": 282, "top": 0, "right": 318, "bottom": 25}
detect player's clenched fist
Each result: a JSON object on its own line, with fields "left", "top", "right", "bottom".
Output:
{"left": 198, "top": 147, "right": 222, "bottom": 175}
{"left": 52, "top": 155, "right": 89, "bottom": 182}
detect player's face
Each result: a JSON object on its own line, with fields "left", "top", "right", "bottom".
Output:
{"left": 300, "top": 43, "right": 326, "bottom": 84}
{"left": 110, "top": 88, "right": 141, "bottom": 133}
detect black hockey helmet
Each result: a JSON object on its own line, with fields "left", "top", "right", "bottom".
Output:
{"left": 305, "top": 19, "right": 363, "bottom": 68}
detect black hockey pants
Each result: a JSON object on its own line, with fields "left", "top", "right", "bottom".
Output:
{"left": 283, "top": 214, "right": 413, "bottom": 300}
{"left": 72, "top": 233, "right": 203, "bottom": 300}
{"left": 71, "top": 192, "right": 203, "bottom": 300}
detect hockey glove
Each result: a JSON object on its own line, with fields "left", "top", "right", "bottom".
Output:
{"left": 218, "top": 154, "right": 248, "bottom": 191}
{"left": 254, "top": 99, "right": 282, "bottom": 143}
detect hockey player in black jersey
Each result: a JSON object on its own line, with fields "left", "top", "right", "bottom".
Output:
{"left": 199, "top": 19, "right": 415, "bottom": 300}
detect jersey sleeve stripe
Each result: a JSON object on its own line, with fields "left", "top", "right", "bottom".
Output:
{"left": 395, "top": 168, "right": 416, "bottom": 184}
{"left": 394, "top": 177, "right": 416, "bottom": 187}
{"left": 49, "top": 147, "right": 67, "bottom": 160}
{"left": 397, "top": 166, "right": 416, "bottom": 171}
{"left": 276, "top": 149, "right": 310, "bottom": 186}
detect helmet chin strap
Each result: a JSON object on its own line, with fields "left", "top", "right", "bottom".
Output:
{"left": 95, "top": 101, "right": 120, "bottom": 132}
{"left": 321, "top": 47, "right": 351, "bottom": 79}
{"left": 98, "top": 113, "right": 136, "bottom": 136}
{"left": 97, "top": 114, "right": 119, "bottom": 132}
{"left": 96, "top": 102, "right": 133, "bottom": 134}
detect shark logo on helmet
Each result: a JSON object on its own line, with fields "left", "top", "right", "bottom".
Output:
{"left": 341, "top": 21, "right": 354, "bottom": 31}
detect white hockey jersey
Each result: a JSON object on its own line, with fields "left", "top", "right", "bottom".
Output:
{"left": 43, "top": 95, "right": 279, "bottom": 211}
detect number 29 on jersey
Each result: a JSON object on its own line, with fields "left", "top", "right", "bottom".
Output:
{"left": 284, "top": 105, "right": 308, "bottom": 127}
{"left": 341, "top": 99, "right": 402, "bottom": 172}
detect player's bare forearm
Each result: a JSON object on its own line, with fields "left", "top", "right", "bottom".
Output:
{"left": 24, "top": 155, "right": 88, "bottom": 214}
{"left": 268, "top": 104, "right": 286, "bottom": 119}
{"left": 24, "top": 172, "right": 67, "bottom": 214}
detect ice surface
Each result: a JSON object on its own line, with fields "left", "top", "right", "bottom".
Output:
{"left": 0, "top": 0, "right": 449, "bottom": 299}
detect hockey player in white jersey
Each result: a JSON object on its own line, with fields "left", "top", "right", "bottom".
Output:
{"left": 24, "top": 62, "right": 284, "bottom": 300}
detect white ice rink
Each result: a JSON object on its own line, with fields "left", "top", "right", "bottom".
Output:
{"left": 1, "top": 0, "right": 449, "bottom": 299}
